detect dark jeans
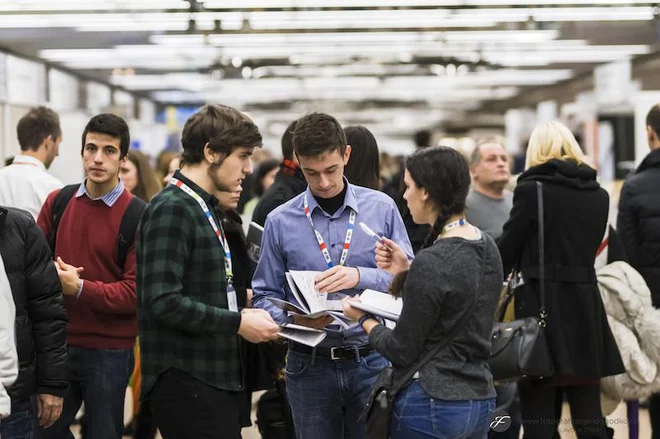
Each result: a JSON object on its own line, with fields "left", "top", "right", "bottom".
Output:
{"left": 0, "top": 398, "right": 35, "bottom": 439}
{"left": 36, "top": 346, "right": 134, "bottom": 439}
{"left": 391, "top": 380, "right": 495, "bottom": 439}
{"left": 148, "top": 368, "right": 243, "bottom": 439}
{"left": 284, "top": 350, "right": 388, "bottom": 439}
{"left": 518, "top": 380, "right": 609, "bottom": 439}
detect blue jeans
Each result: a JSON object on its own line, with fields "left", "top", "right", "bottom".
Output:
{"left": 0, "top": 398, "right": 35, "bottom": 439}
{"left": 36, "top": 346, "right": 134, "bottom": 439}
{"left": 285, "top": 349, "right": 388, "bottom": 439}
{"left": 392, "top": 380, "right": 495, "bottom": 439}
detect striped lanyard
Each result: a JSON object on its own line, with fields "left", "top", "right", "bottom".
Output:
{"left": 303, "top": 194, "right": 356, "bottom": 268}
{"left": 170, "top": 178, "right": 233, "bottom": 282}
{"left": 442, "top": 217, "right": 466, "bottom": 234}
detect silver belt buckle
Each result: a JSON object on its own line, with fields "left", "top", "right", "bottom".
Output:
{"left": 330, "top": 347, "right": 341, "bottom": 360}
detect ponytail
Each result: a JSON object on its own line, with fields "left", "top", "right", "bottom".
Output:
{"left": 422, "top": 210, "right": 451, "bottom": 249}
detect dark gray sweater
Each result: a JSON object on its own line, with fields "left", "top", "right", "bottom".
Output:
{"left": 369, "top": 232, "right": 502, "bottom": 401}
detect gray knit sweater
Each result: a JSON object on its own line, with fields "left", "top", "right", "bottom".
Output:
{"left": 369, "top": 232, "right": 503, "bottom": 401}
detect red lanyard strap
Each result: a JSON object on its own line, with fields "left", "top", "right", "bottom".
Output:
{"left": 303, "top": 194, "right": 356, "bottom": 268}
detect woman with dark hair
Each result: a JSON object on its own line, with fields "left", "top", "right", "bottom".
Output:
{"left": 120, "top": 149, "right": 163, "bottom": 202}
{"left": 343, "top": 146, "right": 502, "bottom": 438}
{"left": 242, "top": 159, "right": 280, "bottom": 220}
{"left": 344, "top": 125, "right": 381, "bottom": 190}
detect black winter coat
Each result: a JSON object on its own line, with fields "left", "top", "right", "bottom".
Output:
{"left": 498, "top": 160, "right": 624, "bottom": 379}
{"left": 251, "top": 164, "right": 307, "bottom": 227}
{"left": 0, "top": 207, "right": 68, "bottom": 401}
{"left": 617, "top": 148, "right": 660, "bottom": 306}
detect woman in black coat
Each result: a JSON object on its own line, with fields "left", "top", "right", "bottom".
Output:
{"left": 498, "top": 121, "right": 624, "bottom": 439}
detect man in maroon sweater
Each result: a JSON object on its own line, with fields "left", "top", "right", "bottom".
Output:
{"left": 37, "top": 114, "right": 137, "bottom": 439}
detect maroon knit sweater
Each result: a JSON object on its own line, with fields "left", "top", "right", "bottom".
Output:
{"left": 38, "top": 189, "right": 137, "bottom": 349}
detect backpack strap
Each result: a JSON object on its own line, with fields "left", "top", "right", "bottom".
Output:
{"left": 49, "top": 184, "right": 80, "bottom": 253}
{"left": 117, "top": 196, "right": 148, "bottom": 268}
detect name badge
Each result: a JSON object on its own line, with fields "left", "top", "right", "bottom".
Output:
{"left": 227, "top": 283, "right": 239, "bottom": 312}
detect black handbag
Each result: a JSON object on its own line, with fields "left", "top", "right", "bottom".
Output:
{"left": 363, "top": 241, "right": 489, "bottom": 439}
{"left": 489, "top": 181, "right": 554, "bottom": 381}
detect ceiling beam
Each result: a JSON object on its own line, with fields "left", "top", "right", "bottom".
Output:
{"left": 474, "top": 44, "right": 660, "bottom": 114}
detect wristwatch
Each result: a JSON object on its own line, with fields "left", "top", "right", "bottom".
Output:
{"left": 358, "top": 314, "right": 376, "bottom": 328}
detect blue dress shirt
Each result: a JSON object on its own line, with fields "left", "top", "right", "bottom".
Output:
{"left": 252, "top": 182, "right": 413, "bottom": 347}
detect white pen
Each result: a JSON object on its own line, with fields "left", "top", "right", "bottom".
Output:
{"left": 359, "top": 222, "right": 391, "bottom": 250}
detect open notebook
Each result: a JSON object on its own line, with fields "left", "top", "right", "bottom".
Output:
{"left": 349, "top": 289, "right": 403, "bottom": 322}
{"left": 278, "top": 323, "right": 327, "bottom": 347}
{"left": 267, "top": 270, "right": 352, "bottom": 328}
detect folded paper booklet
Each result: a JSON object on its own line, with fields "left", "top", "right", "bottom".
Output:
{"left": 349, "top": 289, "right": 403, "bottom": 322}
{"left": 266, "top": 270, "right": 352, "bottom": 328}
{"left": 246, "top": 221, "right": 264, "bottom": 264}
{"left": 278, "top": 323, "right": 327, "bottom": 347}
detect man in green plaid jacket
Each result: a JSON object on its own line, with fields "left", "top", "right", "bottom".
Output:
{"left": 136, "top": 104, "right": 280, "bottom": 439}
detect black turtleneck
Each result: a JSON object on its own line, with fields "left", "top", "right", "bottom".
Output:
{"left": 314, "top": 183, "right": 348, "bottom": 216}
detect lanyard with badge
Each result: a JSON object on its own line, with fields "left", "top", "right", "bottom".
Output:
{"left": 303, "top": 194, "right": 356, "bottom": 268}
{"left": 170, "top": 177, "right": 239, "bottom": 312}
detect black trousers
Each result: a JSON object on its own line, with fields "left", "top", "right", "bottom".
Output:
{"left": 650, "top": 392, "right": 660, "bottom": 439}
{"left": 518, "top": 380, "right": 609, "bottom": 439}
{"left": 148, "top": 369, "right": 242, "bottom": 439}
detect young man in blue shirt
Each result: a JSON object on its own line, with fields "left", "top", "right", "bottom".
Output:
{"left": 252, "top": 112, "right": 413, "bottom": 439}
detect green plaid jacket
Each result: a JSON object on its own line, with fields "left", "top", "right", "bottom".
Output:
{"left": 137, "top": 170, "right": 242, "bottom": 397}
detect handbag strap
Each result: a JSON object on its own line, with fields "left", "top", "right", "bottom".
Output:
{"left": 536, "top": 181, "right": 547, "bottom": 325}
{"left": 393, "top": 236, "right": 490, "bottom": 390}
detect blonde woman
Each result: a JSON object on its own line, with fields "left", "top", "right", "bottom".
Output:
{"left": 498, "top": 121, "right": 624, "bottom": 438}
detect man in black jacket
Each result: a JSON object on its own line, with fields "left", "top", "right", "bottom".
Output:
{"left": 618, "top": 103, "right": 660, "bottom": 439}
{"left": 251, "top": 119, "right": 307, "bottom": 227}
{"left": 0, "top": 207, "right": 68, "bottom": 438}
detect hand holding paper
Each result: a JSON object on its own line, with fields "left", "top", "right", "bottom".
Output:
{"left": 342, "top": 295, "right": 366, "bottom": 321}
{"left": 314, "top": 266, "right": 360, "bottom": 293}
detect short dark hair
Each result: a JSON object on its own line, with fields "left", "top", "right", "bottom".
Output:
{"left": 281, "top": 120, "right": 298, "bottom": 161}
{"left": 646, "top": 104, "right": 660, "bottom": 138}
{"left": 181, "top": 104, "right": 262, "bottom": 165}
{"left": 293, "top": 112, "right": 346, "bottom": 158}
{"left": 16, "top": 106, "right": 61, "bottom": 151}
{"left": 81, "top": 114, "right": 130, "bottom": 159}
{"left": 413, "top": 129, "right": 431, "bottom": 149}
{"left": 344, "top": 126, "right": 380, "bottom": 190}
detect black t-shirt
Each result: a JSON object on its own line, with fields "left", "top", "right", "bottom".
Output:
{"left": 314, "top": 184, "right": 348, "bottom": 216}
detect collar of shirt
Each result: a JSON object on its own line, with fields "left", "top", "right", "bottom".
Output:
{"left": 11, "top": 154, "right": 47, "bottom": 171}
{"left": 304, "top": 177, "right": 359, "bottom": 217}
{"left": 171, "top": 169, "right": 219, "bottom": 208}
{"left": 75, "top": 179, "right": 125, "bottom": 207}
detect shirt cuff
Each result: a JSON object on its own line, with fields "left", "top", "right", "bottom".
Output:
{"left": 75, "top": 280, "right": 84, "bottom": 299}
{"left": 356, "top": 266, "right": 377, "bottom": 290}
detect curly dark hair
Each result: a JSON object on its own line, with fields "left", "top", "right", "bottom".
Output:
{"left": 293, "top": 112, "right": 346, "bottom": 158}
{"left": 390, "top": 146, "right": 471, "bottom": 296}
{"left": 181, "top": 104, "right": 262, "bottom": 165}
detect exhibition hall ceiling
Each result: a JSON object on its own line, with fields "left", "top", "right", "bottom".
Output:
{"left": 0, "top": 0, "right": 659, "bottom": 134}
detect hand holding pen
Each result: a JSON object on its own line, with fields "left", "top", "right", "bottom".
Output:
{"left": 359, "top": 222, "right": 410, "bottom": 275}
